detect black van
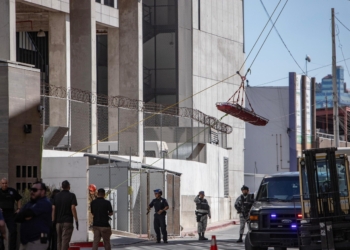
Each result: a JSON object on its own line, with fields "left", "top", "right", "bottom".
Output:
{"left": 245, "top": 172, "right": 301, "bottom": 250}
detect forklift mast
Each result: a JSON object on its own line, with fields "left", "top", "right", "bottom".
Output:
{"left": 303, "top": 148, "right": 342, "bottom": 219}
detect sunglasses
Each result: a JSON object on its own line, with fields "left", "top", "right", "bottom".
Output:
{"left": 30, "top": 188, "right": 43, "bottom": 193}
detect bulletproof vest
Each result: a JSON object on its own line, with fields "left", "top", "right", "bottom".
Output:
{"left": 196, "top": 199, "right": 210, "bottom": 211}
{"left": 241, "top": 195, "right": 252, "bottom": 214}
{"left": 0, "top": 190, "right": 15, "bottom": 211}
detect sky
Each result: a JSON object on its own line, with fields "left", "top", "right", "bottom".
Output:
{"left": 244, "top": 0, "right": 350, "bottom": 87}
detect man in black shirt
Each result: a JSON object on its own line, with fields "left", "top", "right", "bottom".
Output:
{"left": 91, "top": 188, "right": 113, "bottom": 250}
{"left": 52, "top": 180, "right": 78, "bottom": 250}
{"left": 0, "top": 178, "right": 22, "bottom": 250}
{"left": 148, "top": 189, "right": 169, "bottom": 243}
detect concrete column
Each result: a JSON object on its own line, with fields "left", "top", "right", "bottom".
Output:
{"left": 311, "top": 77, "right": 316, "bottom": 148}
{"left": 0, "top": 61, "right": 41, "bottom": 187}
{"left": 119, "top": 0, "right": 143, "bottom": 156}
{"left": 70, "top": 0, "right": 97, "bottom": 153}
{"left": 108, "top": 28, "right": 119, "bottom": 141}
{"left": 344, "top": 110, "right": 348, "bottom": 142}
{"left": 49, "top": 13, "right": 70, "bottom": 127}
{"left": 301, "top": 75, "right": 307, "bottom": 151}
{"left": 0, "top": 0, "right": 16, "bottom": 61}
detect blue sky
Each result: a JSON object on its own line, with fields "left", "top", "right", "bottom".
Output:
{"left": 244, "top": 0, "right": 350, "bottom": 86}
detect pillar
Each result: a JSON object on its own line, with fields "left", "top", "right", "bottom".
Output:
{"left": 301, "top": 75, "right": 307, "bottom": 151}
{"left": 49, "top": 12, "right": 70, "bottom": 127}
{"left": 0, "top": 61, "right": 41, "bottom": 187}
{"left": 119, "top": 0, "right": 143, "bottom": 156}
{"left": 0, "top": 0, "right": 16, "bottom": 61}
{"left": 311, "top": 77, "right": 316, "bottom": 148}
{"left": 345, "top": 110, "right": 348, "bottom": 142}
{"left": 70, "top": 0, "right": 97, "bottom": 153}
{"left": 108, "top": 28, "right": 119, "bottom": 141}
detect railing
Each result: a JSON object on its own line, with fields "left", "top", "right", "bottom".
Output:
{"left": 143, "top": 4, "right": 152, "bottom": 24}
{"left": 143, "top": 66, "right": 152, "bottom": 86}
{"left": 317, "top": 132, "right": 334, "bottom": 139}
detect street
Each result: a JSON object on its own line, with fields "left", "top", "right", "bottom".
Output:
{"left": 110, "top": 225, "right": 299, "bottom": 249}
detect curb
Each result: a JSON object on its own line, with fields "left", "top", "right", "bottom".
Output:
{"left": 181, "top": 220, "right": 239, "bottom": 237}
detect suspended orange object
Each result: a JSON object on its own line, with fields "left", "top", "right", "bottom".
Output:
{"left": 216, "top": 72, "right": 269, "bottom": 126}
{"left": 216, "top": 102, "right": 268, "bottom": 126}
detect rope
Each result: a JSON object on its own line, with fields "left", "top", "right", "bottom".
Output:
{"left": 110, "top": 113, "right": 229, "bottom": 190}
{"left": 238, "top": 0, "right": 282, "bottom": 73}
{"left": 70, "top": 73, "right": 237, "bottom": 156}
{"left": 245, "top": 0, "right": 289, "bottom": 75}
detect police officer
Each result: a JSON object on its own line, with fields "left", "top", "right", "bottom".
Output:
{"left": 147, "top": 189, "right": 169, "bottom": 243}
{"left": 194, "top": 191, "right": 211, "bottom": 241}
{"left": 234, "top": 185, "right": 252, "bottom": 243}
{"left": 0, "top": 178, "right": 22, "bottom": 250}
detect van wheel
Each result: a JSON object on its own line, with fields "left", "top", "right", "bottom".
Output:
{"left": 244, "top": 233, "right": 268, "bottom": 250}
{"left": 274, "top": 247, "right": 287, "bottom": 250}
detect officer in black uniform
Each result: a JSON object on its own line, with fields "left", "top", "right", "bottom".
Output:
{"left": 0, "top": 178, "right": 22, "bottom": 250}
{"left": 147, "top": 189, "right": 169, "bottom": 243}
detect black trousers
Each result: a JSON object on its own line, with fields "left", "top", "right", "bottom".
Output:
{"left": 48, "top": 222, "right": 57, "bottom": 250}
{"left": 154, "top": 214, "right": 167, "bottom": 242}
{"left": 3, "top": 212, "right": 17, "bottom": 250}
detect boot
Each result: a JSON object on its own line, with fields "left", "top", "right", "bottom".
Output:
{"left": 201, "top": 232, "right": 208, "bottom": 240}
{"left": 236, "top": 234, "right": 243, "bottom": 243}
{"left": 198, "top": 233, "right": 202, "bottom": 240}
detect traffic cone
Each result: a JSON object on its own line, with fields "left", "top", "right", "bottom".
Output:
{"left": 210, "top": 235, "right": 218, "bottom": 250}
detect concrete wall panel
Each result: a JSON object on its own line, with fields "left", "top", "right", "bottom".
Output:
{"left": 42, "top": 157, "right": 89, "bottom": 242}
{"left": 191, "top": 0, "right": 245, "bottom": 204}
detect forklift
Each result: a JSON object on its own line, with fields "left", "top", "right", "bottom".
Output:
{"left": 298, "top": 148, "right": 350, "bottom": 250}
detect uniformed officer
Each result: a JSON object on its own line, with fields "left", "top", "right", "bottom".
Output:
{"left": 88, "top": 184, "right": 97, "bottom": 228}
{"left": 0, "top": 178, "right": 22, "bottom": 250}
{"left": 194, "top": 191, "right": 211, "bottom": 240}
{"left": 234, "top": 185, "right": 252, "bottom": 243}
{"left": 147, "top": 189, "right": 169, "bottom": 243}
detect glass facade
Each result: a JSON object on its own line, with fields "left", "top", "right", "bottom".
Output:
{"left": 143, "top": 0, "right": 178, "bottom": 106}
{"left": 316, "top": 66, "right": 350, "bottom": 109}
{"left": 96, "top": 35, "right": 108, "bottom": 97}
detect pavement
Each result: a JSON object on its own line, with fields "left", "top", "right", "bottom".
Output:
{"left": 88, "top": 222, "right": 299, "bottom": 249}
{"left": 108, "top": 225, "right": 266, "bottom": 249}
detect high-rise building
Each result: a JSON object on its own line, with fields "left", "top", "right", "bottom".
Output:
{"left": 316, "top": 66, "right": 350, "bottom": 109}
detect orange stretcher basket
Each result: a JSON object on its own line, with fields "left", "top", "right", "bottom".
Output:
{"left": 216, "top": 72, "right": 269, "bottom": 126}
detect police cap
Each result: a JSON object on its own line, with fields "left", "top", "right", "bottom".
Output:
{"left": 154, "top": 189, "right": 162, "bottom": 195}
{"left": 241, "top": 185, "right": 249, "bottom": 191}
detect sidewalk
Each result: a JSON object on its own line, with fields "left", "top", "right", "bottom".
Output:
{"left": 86, "top": 219, "right": 238, "bottom": 247}
{"left": 88, "top": 231, "right": 148, "bottom": 247}
{"left": 181, "top": 219, "right": 239, "bottom": 237}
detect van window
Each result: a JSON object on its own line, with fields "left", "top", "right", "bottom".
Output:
{"left": 256, "top": 177, "right": 300, "bottom": 201}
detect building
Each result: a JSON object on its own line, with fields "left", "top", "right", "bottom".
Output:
{"left": 315, "top": 66, "right": 350, "bottom": 109}
{"left": 244, "top": 86, "right": 290, "bottom": 191}
{"left": 0, "top": 0, "right": 245, "bottom": 232}
{"left": 316, "top": 66, "right": 350, "bottom": 140}
{"left": 244, "top": 72, "right": 350, "bottom": 191}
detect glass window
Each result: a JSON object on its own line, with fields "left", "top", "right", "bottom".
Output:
{"left": 22, "top": 166, "right": 26, "bottom": 178}
{"left": 256, "top": 177, "right": 300, "bottom": 201}
{"left": 143, "top": 0, "right": 178, "bottom": 107}
{"left": 33, "top": 166, "right": 38, "bottom": 178}
{"left": 336, "top": 159, "right": 348, "bottom": 197}
{"left": 16, "top": 166, "right": 21, "bottom": 178}
{"left": 28, "top": 166, "right": 32, "bottom": 178}
{"left": 302, "top": 158, "right": 349, "bottom": 198}
{"left": 300, "top": 164, "right": 309, "bottom": 199}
